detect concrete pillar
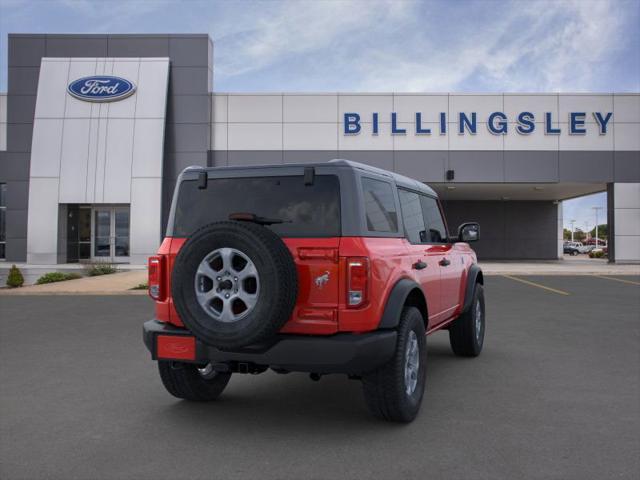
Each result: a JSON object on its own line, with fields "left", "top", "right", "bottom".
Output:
{"left": 557, "top": 201, "right": 564, "bottom": 259}
{"left": 608, "top": 183, "right": 640, "bottom": 263}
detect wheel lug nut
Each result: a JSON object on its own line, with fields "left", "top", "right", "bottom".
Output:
{"left": 234, "top": 277, "right": 238, "bottom": 281}
{"left": 225, "top": 293, "right": 230, "bottom": 299}
{"left": 216, "top": 276, "right": 221, "bottom": 281}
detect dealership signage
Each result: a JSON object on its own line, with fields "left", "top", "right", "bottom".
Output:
{"left": 67, "top": 76, "right": 136, "bottom": 102}
{"left": 343, "top": 111, "right": 613, "bottom": 136}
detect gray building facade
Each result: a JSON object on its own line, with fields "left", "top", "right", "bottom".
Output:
{"left": 0, "top": 34, "right": 638, "bottom": 264}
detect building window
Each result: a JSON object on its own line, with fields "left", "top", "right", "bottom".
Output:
{"left": 0, "top": 183, "right": 6, "bottom": 259}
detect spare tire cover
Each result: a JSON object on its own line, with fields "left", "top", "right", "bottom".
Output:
{"left": 171, "top": 221, "right": 298, "bottom": 349}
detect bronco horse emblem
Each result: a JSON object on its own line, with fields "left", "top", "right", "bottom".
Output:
{"left": 314, "top": 271, "right": 330, "bottom": 289}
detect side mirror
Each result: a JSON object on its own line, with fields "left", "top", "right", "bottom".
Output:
{"left": 458, "top": 222, "right": 480, "bottom": 243}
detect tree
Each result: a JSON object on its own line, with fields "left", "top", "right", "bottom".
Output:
{"left": 6, "top": 264, "right": 24, "bottom": 288}
{"left": 572, "top": 228, "right": 586, "bottom": 242}
{"left": 589, "top": 224, "right": 607, "bottom": 239}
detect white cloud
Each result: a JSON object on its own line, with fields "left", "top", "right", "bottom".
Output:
{"left": 213, "top": 0, "right": 412, "bottom": 79}
{"left": 212, "top": 0, "right": 636, "bottom": 92}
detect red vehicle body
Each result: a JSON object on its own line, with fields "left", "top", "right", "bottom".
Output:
{"left": 143, "top": 160, "right": 484, "bottom": 422}
{"left": 152, "top": 236, "right": 477, "bottom": 336}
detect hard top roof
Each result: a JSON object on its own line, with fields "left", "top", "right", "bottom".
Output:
{"left": 186, "top": 159, "right": 437, "bottom": 197}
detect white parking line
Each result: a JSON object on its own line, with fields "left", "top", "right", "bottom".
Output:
{"left": 593, "top": 275, "right": 640, "bottom": 286}
{"left": 501, "top": 275, "right": 571, "bottom": 296}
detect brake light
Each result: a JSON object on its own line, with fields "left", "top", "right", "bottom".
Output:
{"left": 346, "top": 257, "right": 369, "bottom": 308}
{"left": 148, "top": 255, "right": 165, "bottom": 301}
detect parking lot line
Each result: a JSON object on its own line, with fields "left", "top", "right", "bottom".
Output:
{"left": 592, "top": 275, "right": 640, "bottom": 286}
{"left": 501, "top": 275, "right": 571, "bottom": 296}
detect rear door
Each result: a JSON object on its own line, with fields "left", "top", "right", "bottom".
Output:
{"left": 420, "top": 195, "right": 462, "bottom": 318}
{"left": 398, "top": 189, "right": 445, "bottom": 327}
{"left": 171, "top": 173, "right": 343, "bottom": 334}
{"left": 280, "top": 237, "right": 341, "bottom": 335}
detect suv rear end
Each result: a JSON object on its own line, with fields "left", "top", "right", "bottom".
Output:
{"left": 149, "top": 162, "right": 372, "bottom": 335}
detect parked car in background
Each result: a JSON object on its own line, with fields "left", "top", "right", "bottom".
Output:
{"left": 564, "top": 244, "right": 580, "bottom": 256}
{"left": 564, "top": 241, "right": 586, "bottom": 255}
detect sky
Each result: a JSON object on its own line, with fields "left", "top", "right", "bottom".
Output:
{"left": 0, "top": 0, "right": 638, "bottom": 227}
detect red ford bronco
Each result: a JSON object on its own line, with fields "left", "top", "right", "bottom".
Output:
{"left": 143, "top": 160, "right": 484, "bottom": 422}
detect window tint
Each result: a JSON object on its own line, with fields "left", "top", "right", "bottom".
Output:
{"left": 173, "top": 175, "right": 340, "bottom": 237}
{"left": 362, "top": 177, "right": 398, "bottom": 232}
{"left": 420, "top": 195, "right": 448, "bottom": 243}
{"left": 399, "top": 189, "right": 427, "bottom": 243}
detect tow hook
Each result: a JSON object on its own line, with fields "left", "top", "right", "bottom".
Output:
{"left": 309, "top": 373, "right": 322, "bottom": 382}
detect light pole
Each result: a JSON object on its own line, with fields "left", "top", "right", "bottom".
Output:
{"left": 584, "top": 221, "right": 591, "bottom": 242}
{"left": 570, "top": 219, "right": 576, "bottom": 242}
{"left": 592, "top": 206, "right": 603, "bottom": 248}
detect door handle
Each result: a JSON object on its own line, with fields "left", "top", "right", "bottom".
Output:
{"left": 439, "top": 258, "right": 451, "bottom": 267}
{"left": 412, "top": 261, "right": 427, "bottom": 270}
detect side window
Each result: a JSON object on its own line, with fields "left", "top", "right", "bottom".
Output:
{"left": 420, "top": 195, "right": 448, "bottom": 243}
{"left": 399, "top": 189, "right": 427, "bottom": 243}
{"left": 361, "top": 177, "right": 398, "bottom": 233}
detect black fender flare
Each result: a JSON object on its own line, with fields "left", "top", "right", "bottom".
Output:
{"left": 378, "top": 279, "right": 427, "bottom": 329}
{"left": 461, "top": 264, "right": 484, "bottom": 313}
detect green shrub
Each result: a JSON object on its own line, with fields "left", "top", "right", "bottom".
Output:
{"left": 6, "top": 265, "right": 25, "bottom": 288}
{"left": 84, "top": 262, "right": 118, "bottom": 276}
{"left": 131, "top": 282, "right": 148, "bottom": 290}
{"left": 36, "top": 272, "right": 82, "bottom": 284}
{"left": 589, "top": 250, "right": 606, "bottom": 259}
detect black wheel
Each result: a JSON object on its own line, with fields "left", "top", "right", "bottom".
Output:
{"left": 362, "top": 307, "right": 427, "bottom": 423}
{"left": 572, "top": 250, "right": 579, "bottom": 256}
{"left": 449, "top": 283, "right": 485, "bottom": 357}
{"left": 172, "top": 221, "right": 298, "bottom": 349}
{"left": 158, "top": 361, "right": 231, "bottom": 401}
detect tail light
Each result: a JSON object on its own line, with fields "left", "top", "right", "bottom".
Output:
{"left": 148, "top": 255, "right": 165, "bottom": 301}
{"left": 346, "top": 257, "right": 369, "bottom": 308}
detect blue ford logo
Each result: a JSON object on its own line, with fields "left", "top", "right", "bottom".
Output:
{"left": 67, "top": 76, "right": 136, "bottom": 102}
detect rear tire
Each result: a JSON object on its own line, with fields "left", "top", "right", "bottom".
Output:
{"left": 158, "top": 361, "right": 231, "bottom": 401}
{"left": 449, "top": 283, "right": 485, "bottom": 357}
{"left": 362, "top": 307, "right": 427, "bottom": 423}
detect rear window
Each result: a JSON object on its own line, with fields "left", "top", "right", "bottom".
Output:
{"left": 173, "top": 175, "right": 341, "bottom": 237}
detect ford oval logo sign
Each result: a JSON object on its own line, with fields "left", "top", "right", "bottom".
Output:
{"left": 67, "top": 76, "right": 136, "bottom": 102}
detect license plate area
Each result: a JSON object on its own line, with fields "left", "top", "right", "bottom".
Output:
{"left": 156, "top": 335, "right": 196, "bottom": 361}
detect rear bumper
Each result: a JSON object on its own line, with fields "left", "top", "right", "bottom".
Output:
{"left": 143, "top": 319, "right": 397, "bottom": 374}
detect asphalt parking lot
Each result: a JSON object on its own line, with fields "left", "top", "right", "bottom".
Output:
{"left": 1, "top": 275, "right": 639, "bottom": 480}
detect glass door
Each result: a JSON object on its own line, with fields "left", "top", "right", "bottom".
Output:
{"left": 113, "top": 207, "right": 130, "bottom": 262}
{"left": 92, "top": 206, "right": 130, "bottom": 263}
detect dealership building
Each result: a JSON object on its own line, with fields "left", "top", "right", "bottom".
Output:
{"left": 0, "top": 33, "right": 638, "bottom": 265}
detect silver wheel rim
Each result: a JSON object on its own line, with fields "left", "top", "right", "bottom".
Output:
{"left": 474, "top": 299, "right": 483, "bottom": 343}
{"left": 404, "top": 331, "right": 420, "bottom": 396}
{"left": 194, "top": 247, "right": 260, "bottom": 323}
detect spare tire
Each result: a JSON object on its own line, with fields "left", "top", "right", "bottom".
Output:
{"left": 171, "top": 221, "right": 298, "bottom": 349}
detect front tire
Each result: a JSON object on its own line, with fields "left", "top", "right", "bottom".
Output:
{"left": 449, "top": 283, "right": 485, "bottom": 357}
{"left": 362, "top": 307, "right": 427, "bottom": 422}
{"left": 158, "top": 361, "right": 231, "bottom": 401}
